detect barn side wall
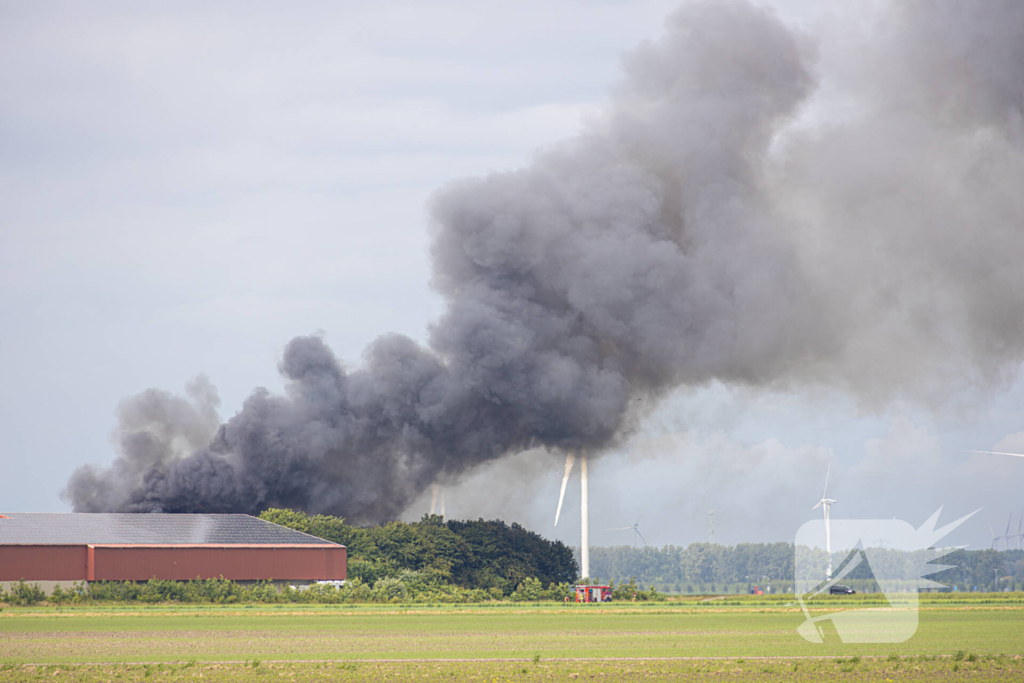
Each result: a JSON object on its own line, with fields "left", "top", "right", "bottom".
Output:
{"left": 0, "top": 545, "right": 346, "bottom": 584}
{"left": 90, "top": 545, "right": 346, "bottom": 581}
{"left": 0, "top": 545, "right": 87, "bottom": 581}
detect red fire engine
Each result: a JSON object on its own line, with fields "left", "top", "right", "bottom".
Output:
{"left": 575, "top": 584, "right": 612, "bottom": 603}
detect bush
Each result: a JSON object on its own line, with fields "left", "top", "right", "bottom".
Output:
{"left": 544, "top": 582, "right": 573, "bottom": 601}
{"left": 511, "top": 577, "right": 545, "bottom": 602}
{"left": 373, "top": 576, "right": 408, "bottom": 602}
{"left": 86, "top": 581, "right": 140, "bottom": 602}
{"left": 48, "top": 584, "right": 66, "bottom": 606}
{"left": 613, "top": 577, "right": 642, "bottom": 601}
{"left": 348, "top": 558, "right": 400, "bottom": 585}
{"left": 609, "top": 577, "right": 662, "bottom": 602}
{"left": 8, "top": 580, "right": 46, "bottom": 606}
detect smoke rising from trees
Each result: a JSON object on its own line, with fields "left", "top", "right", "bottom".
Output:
{"left": 65, "top": 0, "right": 1024, "bottom": 523}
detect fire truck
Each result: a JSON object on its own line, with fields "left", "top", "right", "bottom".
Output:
{"left": 574, "top": 584, "right": 612, "bottom": 603}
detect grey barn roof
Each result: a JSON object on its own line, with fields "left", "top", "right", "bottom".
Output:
{"left": 0, "top": 513, "right": 340, "bottom": 546}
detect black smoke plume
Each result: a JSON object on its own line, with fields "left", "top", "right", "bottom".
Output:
{"left": 65, "top": 0, "right": 1024, "bottom": 522}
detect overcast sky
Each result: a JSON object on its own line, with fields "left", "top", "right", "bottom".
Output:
{"left": 3, "top": 0, "right": 1022, "bottom": 551}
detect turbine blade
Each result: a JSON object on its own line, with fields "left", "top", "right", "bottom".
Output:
{"left": 822, "top": 463, "right": 831, "bottom": 499}
{"left": 636, "top": 529, "right": 647, "bottom": 546}
{"left": 607, "top": 526, "right": 633, "bottom": 531}
{"left": 554, "top": 450, "right": 575, "bottom": 526}
{"left": 812, "top": 501, "right": 823, "bottom": 510}
{"left": 967, "top": 450, "right": 1024, "bottom": 458}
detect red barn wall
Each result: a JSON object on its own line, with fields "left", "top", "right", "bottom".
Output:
{"left": 0, "top": 545, "right": 88, "bottom": 581}
{"left": 90, "top": 545, "right": 346, "bottom": 581}
{"left": 0, "top": 545, "right": 345, "bottom": 582}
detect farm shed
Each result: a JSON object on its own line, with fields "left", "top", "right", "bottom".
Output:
{"left": 0, "top": 513, "right": 345, "bottom": 591}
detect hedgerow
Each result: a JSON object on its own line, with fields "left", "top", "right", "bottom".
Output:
{"left": 0, "top": 573, "right": 665, "bottom": 606}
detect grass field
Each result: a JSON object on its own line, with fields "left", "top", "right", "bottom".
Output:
{"left": 1, "top": 594, "right": 1022, "bottom": 680}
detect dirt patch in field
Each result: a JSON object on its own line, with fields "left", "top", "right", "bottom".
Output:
{"left": 0, "top": 657, "right": 1019, "bottom": 682}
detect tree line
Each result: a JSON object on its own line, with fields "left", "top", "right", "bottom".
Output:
{"left": 586, "top": 544, "right": 1024, "bottom": 594}
{"left": 261, "top": 509, "right": 1024, "bottom": 595}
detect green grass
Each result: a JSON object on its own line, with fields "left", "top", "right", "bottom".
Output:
{"left": 1, "top": 598, "right": 1022, "bottom": 681}
{"left": 0, "top": 596, "right": 1022, "bottom": 664}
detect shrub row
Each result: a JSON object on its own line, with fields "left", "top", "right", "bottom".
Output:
{"left": 1, "top": 574, "right": 661, "bottom": 606}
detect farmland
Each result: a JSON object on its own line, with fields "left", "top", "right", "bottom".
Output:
{"left": 1, "top": 594, "right": 1022, "bottom": 681}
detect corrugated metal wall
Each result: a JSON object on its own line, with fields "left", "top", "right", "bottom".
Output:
{"left": 0, "top": 545, "right": 87, "bottom": 581}
{"left": 90, "top": 546, "right": 346, "bottom": 581}
{"left": 0, "top": 545, "right": 345, "bottom": 582}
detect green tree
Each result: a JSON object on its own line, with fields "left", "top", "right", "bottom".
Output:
{"left": 260, "top": 508, "right": 577, "bottom": 595}
{"left": 259, "top": 508, "right": 312, "bottom": 534}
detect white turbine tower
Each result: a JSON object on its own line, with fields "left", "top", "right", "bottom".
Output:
{"left": 581, "top": 454, "right": 589, "bottom": 579}
{"left": 812, "top": 464, "right": 836, "bottom": 580}
{"left": 554, "top": 449, "right": 590, "bottom": 579}
{"left": 429, "top": 483, "right": 446, "bottom": 517}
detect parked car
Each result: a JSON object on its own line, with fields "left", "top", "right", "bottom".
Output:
{"left": 829, "top": 584, "right": 856, "bottom": 595}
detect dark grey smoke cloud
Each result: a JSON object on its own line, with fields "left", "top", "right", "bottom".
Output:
{"left": 64, "top": 0, "right": 1024, "bottom": 522}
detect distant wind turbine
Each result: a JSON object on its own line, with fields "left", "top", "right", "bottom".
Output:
{"left": 812, "top": 464, "right": 837, "bottom": 580}
{"left": 1016, "top": 509, "right": 1024, "bottom": 551}
{"left": 1001, "top": 513, "right": 1014, "bottom": 551}
{"left": 608, "top": 518, "right": 647, "bottom": 547}
{"left": 988, "top": 515, "right": 1013, "bottom": 551}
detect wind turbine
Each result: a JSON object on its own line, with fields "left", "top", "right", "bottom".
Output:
{"left": 1001, "top": 512, "right": 1014, "bottom": 551}
{"left": 989, "top": 523, "right": 1002, "bottom": 551}
{"left": 554, "top": 448, "right": 590, "bottom": 579}
{"left": 608, "top": 518, "right": 647, "bottom": 547}
{"left": 970, "top": 450, "right": 1024, "bottom": 548}
{"left": 812, "top": 464, "right": 836, "bottom": 580}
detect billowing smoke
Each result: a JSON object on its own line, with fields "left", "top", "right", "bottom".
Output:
{"left": 64, "top": 0, "right": 1024, "bottom": 522}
